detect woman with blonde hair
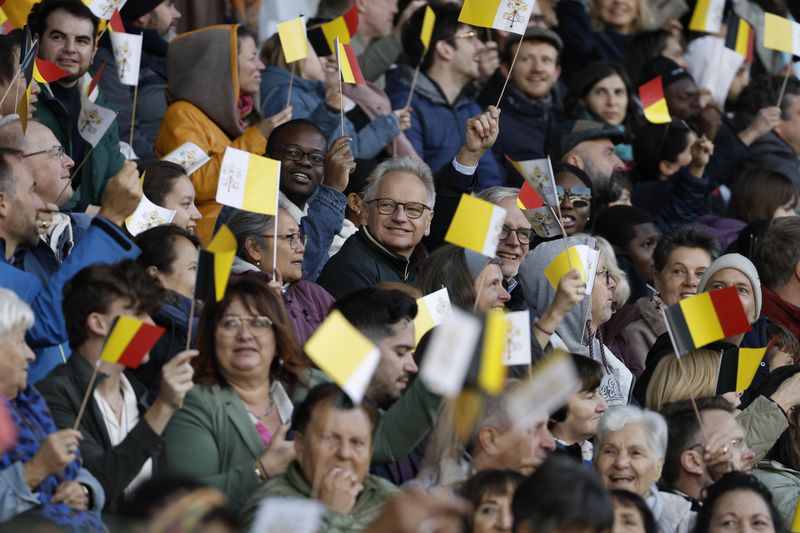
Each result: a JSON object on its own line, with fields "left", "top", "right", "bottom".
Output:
{"left": 645, "top": 349, "right": 720, "bottom": 411}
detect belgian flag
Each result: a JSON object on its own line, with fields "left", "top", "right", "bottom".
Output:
{"left": 195, "top": 225, "right": 236, "bottom": 303}
{"left": 99, "top": 316, "right": 165, "bottom": 369}
{"left": 307, "top": 5, "right": 359, "bottom": 57}
{"left": 725, "top": 13, "right": 755, "bottom": 63}
{"left": 715, "top": 347, "right": 767, "bottom": 394}
{"left": 664, "top": 286, "right": 751, "bottom": 357}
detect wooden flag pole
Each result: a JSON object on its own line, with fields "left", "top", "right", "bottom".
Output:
{"left": 129, "top": 82, "right": 139, "bottom": 148}
{"left": 0, "top": 69, "right": 22, "bottom": 109}
{"left": 272, "top": 209, "right": 280, "bottom": 279}
{"left": 184, "top": 297, "right": 196, "bottom": 352}
{"left": 495, "top": 32, "right": 525, "bottom": 109}
{"left": 73, "top": 361, "right": 101, "bottom": 430}
{"left": 339, "top": 71, "right": 345, "bottom": 137}
{"left": 404, "top": 62, "right": 422, "bottom": 110}
{"left": 777, "top": 66, "right": 792, "bottom": 108}
{"left": 286, "top": 62, "right": 296, "bottom": 109}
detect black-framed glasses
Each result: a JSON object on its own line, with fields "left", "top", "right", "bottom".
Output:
{"left": 22, "top": 145, "right": 66, "bottom": 163}
{"left": 499, "top": 225, "right": 532, "bottom": 245}
{"left": 367, "top": 198, "right": 430, "bottom": 219}
{"left": 556, "top": 185, "right": 592, "bottom": 208}
{"left": 265, "top": 232, "right": 307, "bottom": 250}
{"left": 217, "top": 315, "right": 274, "bottom": 337}
{"left": 271, "top": 145, "right": 325, "bottom": 166}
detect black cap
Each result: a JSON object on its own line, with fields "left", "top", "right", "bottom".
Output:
{"left": 120, "top": 0, "right": 165, "bottom": 22}
{"left": 638, "top": 56, "right": 693, "bottom": 88}
{"left": 547, "top": 119, "right": 624, "bottom": 162}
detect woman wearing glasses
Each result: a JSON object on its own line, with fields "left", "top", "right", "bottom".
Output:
{"left": 226, "top": 208, "right": 334, "bottom": 345}
{"left": 163, "top": 277, "right": 311, "bottom": 513}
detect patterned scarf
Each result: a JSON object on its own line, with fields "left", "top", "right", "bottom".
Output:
{"left": 0, "top": 388, "right": 105, "bottom": 531}
{"left": 236, "top": 95, "right": 255, "bottom": 128}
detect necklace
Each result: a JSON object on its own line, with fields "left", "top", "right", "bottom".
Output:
{"left": 245, "top": 389, "right": 275, "bottom": 420}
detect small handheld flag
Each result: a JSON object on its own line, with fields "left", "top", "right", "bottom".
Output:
{"left": 307, "top": 5, "right": 359, "bottom": 57}
{"left": 78, "top": 99, "right": 117, "bottom": 147}
{"left": 32, "top": 57, "right": 69, "bottom": 84}
{"left": 663, "top": 286, "right": 751, "bottom": 357}
{"left": 507, "top": 349, "right": 580, "bottom": 424}
{"left": 335, "top": 37, "right": 365, "bottom": 85}
{"left": 84, "top": 0, "right": 128, "bottom": 20}
{"left": 195, "top": 225, "right": 237, "bottom": 303}
{"left": 544, "top": 244, "right": 599, "bottom": 293}
{"left": 108, "top": 12, "right": 142, "bottom": 86}
{"left": 724, "top": 13, "right": 754, "bottom": 63}
{"left": 502, "top": 310, "right": 532, "bottom": 366}
{"left": 161, "top": 141, "right": 211, "bottom": 175}
{"left": 458, "top": 0, "right": 533, "bottom": 35}
{"left": 688, "top": 0, "right": 725, "bottom": 34}
{"left": 763, "top": 13, "right": 800, "bottom": 56}
{"left": 640, "top": 76, "right": 671, "bottom": 124}
{"left": 420, "top": 6, "right": 436, "bottom": 51}
{"left": 420, "top": 307, "right": 483, "bottom": 397}
{"left": 125, "top": 194, "right": 176, "bottom": 236}
{"left": 99, "top": 315, "right": 165, "bottom": 369}
{"left": 304, "top": 310, "right": 380, "bottom": 403}
{"left": 507, "top": 156, "right": 563, "bottom": 238}
{"left": 716, "top": 347, "right": 767, "bottom": 394}
{"left": 278, "top": 16, "right": 308, "bottom": 63}
{"left": 445, "top": 194, "right": 507, "bottom": 257}
{"left": 215, "top": 147, "right": 280, "bottom": 216}
{"left": 413, "top": 287, "right": 452, "bottom": 345}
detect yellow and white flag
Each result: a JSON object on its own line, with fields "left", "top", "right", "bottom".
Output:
{"left": 764, "top": 13, "right": 800, "bottom": 56}
{"left": 459, "top": 0, "right": 534, "bottom": 35}
{"left": 216, "top": 147, "right": 280, "bottom": 216}
{"left": 83, "top": 0, "right": 127, "bottom": 19}
{"left": 278, "top": 16, "right": 308, "bottom": 63}
{"left": 304, "top": 310, "right": 380, "bottom": 403}
{"left": 78, "top": 100, "right": 116, "bottom": 147}
{"left": 125, "top": 194, "right": 176, "bottom": 236}
{"left": 507, "top": 349, "right": 580, "bottom": 424}
{"left": 544, "top": 243, "right": 600, "bottom": 293}
{"left": 445, "top": 194, "right": 507, "bottom": 257}
{"left": 161, "top": 141, "right": 211, "bottom": 175}
{"left": 688, "top": 0, "right": 725, "bottom": 33}
{"left": 414, "top": 287, "right": 452, "bottom": 345}
{"left": 420, "top": 307, "right": 483, "bottom": 397}
{"left": 502, "top": 310, "right": 531, "bottom": 366}
{"left": 109, "top": 30, "right": 142, "bottom": 86}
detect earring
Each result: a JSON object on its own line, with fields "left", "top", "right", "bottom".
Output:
{"left": 356, "top": 210, "right": 361, "bottom": 217}
{"left": 256, "top": 260, "right": 261, "bottom": 267}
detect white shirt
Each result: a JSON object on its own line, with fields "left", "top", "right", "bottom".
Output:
{"left": 93, "top": 374, "right": 152, "bottom": 496}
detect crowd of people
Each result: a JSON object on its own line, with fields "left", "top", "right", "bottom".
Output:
{"left": 1, "top": 0, "right": 800, "bottom": 531}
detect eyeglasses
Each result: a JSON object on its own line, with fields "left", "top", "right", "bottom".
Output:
{"left": 596, "top": 268, "right": 611, "bottom": 286}
{"left": 499, "top": 225, "right": 532, "bottom": 245}
{"left": 367, "top": 198, "right": 430, "bottom": 219}
{"left": 452, "top": 30, "right": 478, "bottom": 41}
{"left": 272, "top": 146, "right": 325, "bottom": 166}
{"left": 217, "top": 315, "right": 273, "bottom": 337}
{"left": 556, "top": 185, "right": 592, "bottom": 208}
{"left": 22, "top": 145, "right": 67, "bottom": 163}
{"left": 265, "top": 232, "right": 307, "bottom": 250}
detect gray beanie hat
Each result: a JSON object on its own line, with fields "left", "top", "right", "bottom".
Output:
{"left": 464, "top": 249, "right": 496, "bottom": 281}
{"left": 697, "top": 253, "right": 762, "bottom": 319}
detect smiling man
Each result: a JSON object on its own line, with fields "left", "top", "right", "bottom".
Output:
{"left": 29, "top": 0, "right": 127, "bottom": 212}
{"left": 317, "top": 156, "right": 434, "bottom": 299}
{"left": 478, "top": 27, "right": 564, "bottom": 186}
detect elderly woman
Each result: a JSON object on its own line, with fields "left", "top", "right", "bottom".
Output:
{"left": 227, "top": 208, "right": 334, "bottom": 344}
{"left": 162, "top": 277, "right": 311, "bottom": 512}
{"left": 156, "top": 25, "right": 291, "bottom": 242}
{"left": 134, "top": 225, "right": 201, "bottom": 393}
{"left": 415, "top": 244, "right": 510, "bottom": 312}
{"left": 520, "top": 235, "right": 633, "bottom": 406}
{"left": 0, "top": 288, "right": 105, "bottom": 530}
{"left": 137, "top": 161, "right": 203, "bottom": 236}
{"left": 595, "top": 406, "right": 693, "bottom": 533}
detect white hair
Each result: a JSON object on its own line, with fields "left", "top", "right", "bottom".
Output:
{"left": 362, "top": 156, "right": 436, "bottom": 207}
{"left": 475, "top": 186, "right": 520, "bottom": 205}
{"left": 594, "top": 235, "right": 631, "bottom": 310}
{"left": 0, "top": 288, "right": 33, "bottom": 340}
{"left": 596, "top": 405, "right": 668, "bottom": 459}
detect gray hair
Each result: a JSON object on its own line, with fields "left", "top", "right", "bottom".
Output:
{"left": 362, "top": 156, "right": 436, "bottom": 208}
{"left": 226, "top": 209, "right": 275, "bottom": 260}
{"left": 0, "top": 288, "right": 34, "bottom": 340}
{"left": 594, "top": 235, "right": 631, "bottom": 310}
{"left": 596, "top": 405, "right": 668, "bottom": 460}
{"left": 475, "top": 186, "right": 520, "bottom": 205}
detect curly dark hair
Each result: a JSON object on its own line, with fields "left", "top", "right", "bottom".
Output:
{"left": 192, "top": 277, "right": 307, "bottom": 393}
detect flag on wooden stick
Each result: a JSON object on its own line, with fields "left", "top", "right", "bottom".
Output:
{"left": 445, "top": 194, "right": 507, "bottom": 257}
{"left": 307, "top": 4, "right": 358, "bottom": 56}
{"left": 195, "top": 225, "right": 237, "bottom": 303}
{"left": 278, "top": 16, "right": 308, "bottom": 63}
{"left": 725, "top": 13, "right": 755, "bottom": 63}
{"left": 215, "top": 147, "right": 280, "bottom": 215}
{"left": 640, "top": 76, "right": 671, "bottom": 124}
{"left": 99, "top": 315, "right": 165, "bottom": 369}
{"left": 688, "top": 0, "right": 725, "bottom": 33}
{"left": 458, "top": 0, "right": 534, "bottom": 35}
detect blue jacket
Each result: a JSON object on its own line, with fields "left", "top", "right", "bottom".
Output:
{"left": 477, "top": 69, "right": 564, "bottom": 186}
{"left": 0, "top": 217, "right": 140, "bottom": 383}
{"left": 388, "top": 69, "right": 503, "bottom": 189}
{"left": 260, "top": 66, "right": 401, "bottom": 160}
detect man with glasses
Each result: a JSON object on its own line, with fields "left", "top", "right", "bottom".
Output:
{"left": 659, "top": 395, "right": 788, "bottom": 509}
{"left": 318, "top": 156, "right": 434, "bottom": 299}
{"left": 476, "top": 187, "right": 533, "bottom": 311}
{"left": 38, "top": 260, "right": 196, "bottom": 512}
{"left": 390, "top": 3, "right": 502, "bottom": 189}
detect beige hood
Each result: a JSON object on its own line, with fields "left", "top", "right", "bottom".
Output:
{"left": 168, "top": 24, "right": 258, "bottom": 139}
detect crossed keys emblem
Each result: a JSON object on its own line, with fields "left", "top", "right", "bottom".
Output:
{"left": 79, "top": 106, "right": 102, "bottom": 135}
{"left": 113, "top": 41, "right": 131, "bottom": 79}
{"left": 220, "top": 164, "right": 242, "bottom": 193}
{"left": 502, "top": 0, "right": 530, "bottom": 30}
{"left": 174, "top": 150, "right": 198, "bottom": 170}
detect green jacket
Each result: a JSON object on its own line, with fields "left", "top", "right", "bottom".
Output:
{"left": 241, "top": 461, "right": 399, "bottom": 532}
{"left": 751, "top": 460, "right": 800, "bottom": 526}
{"left": 162, "top": 384, "right": 269, "bottom": 513}
{"left": 34, "top": 81, "right": 125, "bottom": 210}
